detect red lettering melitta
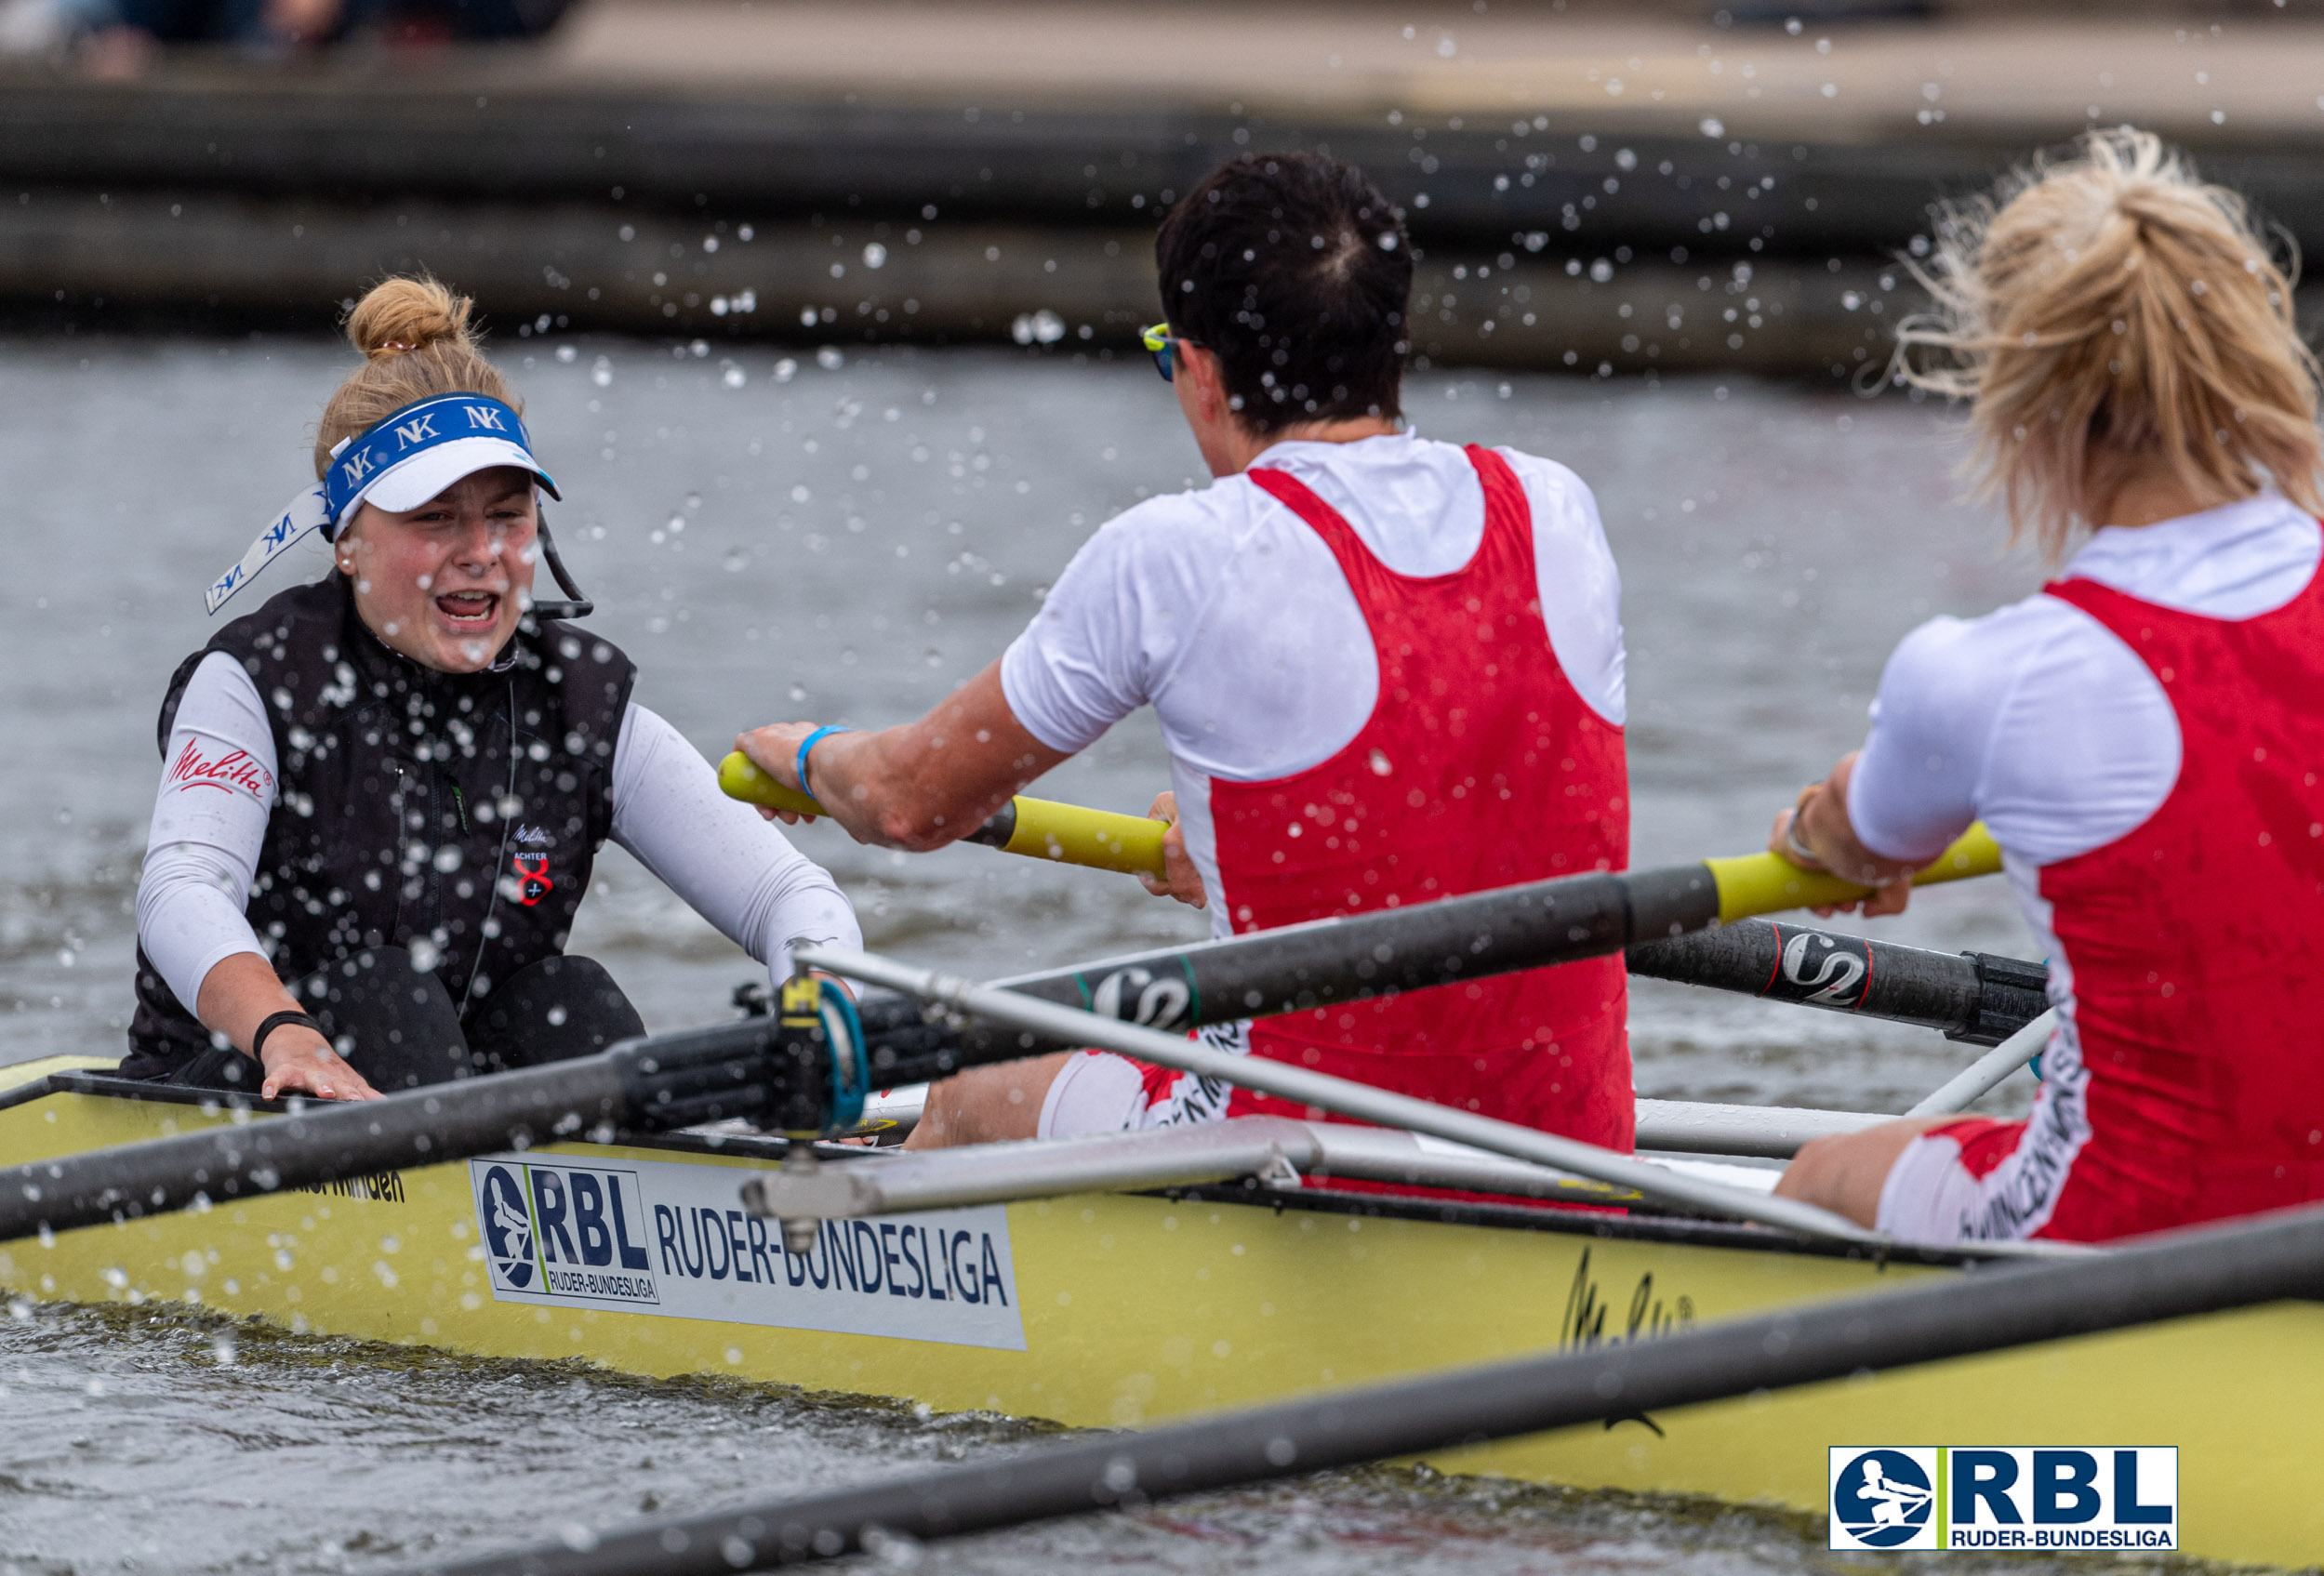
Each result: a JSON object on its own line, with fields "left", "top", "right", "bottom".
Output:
{"left": 166, "top": 738, "right": 276, "bottom": 800}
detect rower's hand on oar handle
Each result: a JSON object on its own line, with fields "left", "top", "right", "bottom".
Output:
{"left": 259, "top": 1030, "right": 382, "bottom": 1103}
{"left": 729, "top": 726, "right": 825, "bottom": 826}
{"left": 1136, "top": 791, "right": 1208, "bottom": 909}
{"left": 1767, "top": 755, "right": 1919, "bottom": 918}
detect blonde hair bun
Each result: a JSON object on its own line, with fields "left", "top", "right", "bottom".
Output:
{"left": 1894, "top": 127, "right": 2323, "bottom": 560}
{"left": 314, "top": 274, "right": 518, "bottom": 476}
{"left": 345, "top": 275, "right": 475, "bottom": 362}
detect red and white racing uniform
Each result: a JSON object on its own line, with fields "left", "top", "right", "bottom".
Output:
{"left": 1849, "top": 493, "right": 2324, "bottom": 1242}
{"left": 1014, "top": 437, "right": 1631, "bottom": 1148}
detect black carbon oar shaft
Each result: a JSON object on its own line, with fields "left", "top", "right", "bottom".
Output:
{"left": 861, "top": 886, "right": 2044, "bottom": 1087}
{"left": 412, "top": 1201, "right": 2324, "bottom": 1575}
{"left": 0, "top": 1017, "right": 811, "bottom": 1245}
{"left": 1626, "top": 920, "right": 2049, "bottom": 1047}
{"left": 865, "top": 863, "right": 1719, "bottom": 1083}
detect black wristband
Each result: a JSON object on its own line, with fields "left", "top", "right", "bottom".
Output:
{"left": 251, "top": 1010, "right": 325, "bottom": 1061}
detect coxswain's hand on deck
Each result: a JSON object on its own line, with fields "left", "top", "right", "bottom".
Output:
{"left": 258, "top": 1029, "right": 382, "bottom": 1103}
{"left": 1136, "top": 791, "right": 1208, "bottom": 908}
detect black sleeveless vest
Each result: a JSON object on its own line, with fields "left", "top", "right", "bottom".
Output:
{"left": 126, "top": 574, "right": 637, "bottom": 1069}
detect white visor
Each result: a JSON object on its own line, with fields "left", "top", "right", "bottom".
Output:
{"left": 348, "top": 435, "right": 559, "bottom": 521}
{"left": 206, "top": 396, "right": 562, "bottom": 616}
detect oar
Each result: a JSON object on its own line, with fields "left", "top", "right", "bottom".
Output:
{"left": 1702, "top": 821, "right": 2000, "bottom": 921}
{"left": 834, "top": 915, "right": 2049, "bottom": 1139}
{"left": 1626, "top": 917, "right": 2046, "bottom": 1047}
{"left": 725, "top": 748, "right": 2003, "bottom": 902}
{"left": 405, "top": 1199, "right": 2324, "bottom": 1576}
{"left": 0, "top": 827, "right": 2003, "bottom": 1247}
{"left": 717, "top": 752, "right": 1167, "bottom": 877}
{"left": 883, "top": 823, "right": 2007, "bottom": 1082}
{"left": 0, "top": 1003, "right": 861, "bottom": 1247}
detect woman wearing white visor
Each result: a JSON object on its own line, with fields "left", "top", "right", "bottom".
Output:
{"left": 123, "top": 277, "right": 861, "bottom": 1101}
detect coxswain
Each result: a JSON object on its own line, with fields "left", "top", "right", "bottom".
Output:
{"left": 125, "top": 276, "right": 861, "bottom": 1101}
{"left": 1770, "top": 130, "right": 2324, "bottom": 1242}
{"left": 737, "top": 152, "right": 1631, "bottom": 1151}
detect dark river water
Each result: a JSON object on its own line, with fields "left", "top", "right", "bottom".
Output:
{"left": 0, "top": 336, "right": 2064, "bottom": 1573}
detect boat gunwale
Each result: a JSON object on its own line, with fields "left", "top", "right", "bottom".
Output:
{"left": 11, "top": 1070, "right": 2000, "bottom": 1273}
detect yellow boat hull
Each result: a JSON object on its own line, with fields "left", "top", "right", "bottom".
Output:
{"left": 2, "top": 1060, "right": 2315, "bottom": 1568}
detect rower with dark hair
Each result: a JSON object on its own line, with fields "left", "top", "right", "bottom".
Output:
{"left": 737, "top": 152, "right": 1632, "bottom": 1151}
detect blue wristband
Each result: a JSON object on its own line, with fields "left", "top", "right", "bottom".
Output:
{"left": 794, "top": 723, "right": 852, "bottom": 801}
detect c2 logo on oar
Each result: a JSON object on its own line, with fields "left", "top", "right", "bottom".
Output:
{"left": 1085, "top": 963, "right": 1195, "bottom": 1030}
{"left": 1768, "top": 925, "right": 1872, "bottom": 1009}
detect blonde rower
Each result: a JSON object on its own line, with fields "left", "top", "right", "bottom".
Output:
{"left": 126, "top": 278, "right": 859, "bottom": 1099}
{"left": 1773, "top": 130, "right": 2324, "bottom": 1243}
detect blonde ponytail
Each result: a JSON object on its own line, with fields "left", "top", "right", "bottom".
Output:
{"left": 1892, "top": 128, "right": 2324, "bottom": 562}
{"left": 313, "top": 276, "right": 519, "bottom": 476}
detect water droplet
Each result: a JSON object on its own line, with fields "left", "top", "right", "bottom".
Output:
{"left": 1010, "top": 310, "right": 1066, "bottom": 345}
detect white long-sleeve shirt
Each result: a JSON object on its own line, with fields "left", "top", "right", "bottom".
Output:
{"left": 999, "top": 432, "right": 1625, "bottom": 939}
{"left": 1846, "top": 489, "right": 2322, "bottom": 960}
{"left": 138, "top": 649, "right": 861, "bottom": 1014}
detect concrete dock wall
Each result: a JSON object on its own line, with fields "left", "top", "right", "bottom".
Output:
{"left": 8, "top": 6, "right": 2324, "bottom": 369}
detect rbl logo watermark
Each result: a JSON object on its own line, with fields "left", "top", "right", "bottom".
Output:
{"left": 1829, "top": 1447, "right": 2176, "bottom": 1551}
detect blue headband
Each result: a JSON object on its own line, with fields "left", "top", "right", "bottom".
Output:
{"left": 206, "top": 393, "right": 557, "bottom": 616}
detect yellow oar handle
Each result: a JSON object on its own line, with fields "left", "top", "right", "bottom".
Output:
{"left": 717, "top": 752, "right": 1169, "bottom": 878}
{"left": 718, "top": 750, "right": 826, "bottom": 818}
{"left": 1702, "top": 823, "right": 2002, "bottom": 924}
{"left": 983, "top": 795, "right": 1169, "bottom": 877}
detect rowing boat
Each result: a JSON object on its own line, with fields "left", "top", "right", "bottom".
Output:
{"left": 5, "top": 1053, "right": 2316, "bottom": 1567}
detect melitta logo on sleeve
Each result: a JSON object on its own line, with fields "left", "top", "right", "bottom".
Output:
{"left": 1829, "top": 1448, "right": 2177, "bottom": 1551}
{"left": 467, "top": 1156, "right": 1026, "bottom": 1351}
{"left": 166, "top": 739, "right": 276, "bottom": 801}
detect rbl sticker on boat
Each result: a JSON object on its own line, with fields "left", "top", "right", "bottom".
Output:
{"left": 468, "top": 1156, "right": 1028, "bottom": 1350}
{"left": 1829, "top": 1447, "right": 2176, "bottom": 1550}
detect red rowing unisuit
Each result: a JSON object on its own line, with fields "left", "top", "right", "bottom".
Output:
{"left": 1921, "top": 557, "right": 2324, "bottom": 1239}
{"left": 1201, "top": 444, "right": 1632, "bottom": 1149}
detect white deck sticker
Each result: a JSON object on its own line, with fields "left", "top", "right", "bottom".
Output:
{"left": 468, "top": 1155, "right": 1026, "bottom": 1351}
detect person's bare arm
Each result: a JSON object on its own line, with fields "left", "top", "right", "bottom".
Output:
{"left": 193, "top": 952, "right": 381, "bottom": 1101}
{"left": 1766, "top": 751, "right": 1922, "bottom": 918}
{"left": 736, "top": 659, "right": 1072, "bottom": 852}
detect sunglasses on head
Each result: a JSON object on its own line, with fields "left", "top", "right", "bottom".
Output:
{"left": 1141, "top": 323, "right": 1202, "bottom": 382}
